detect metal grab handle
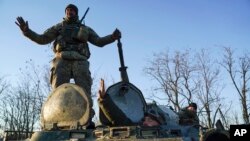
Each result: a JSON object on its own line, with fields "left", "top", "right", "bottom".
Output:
{"left": 137, "top": 127, "right": 161, "bottom": 138}
{"left": 110, "top": 127, "right": 130, "bottom": 138}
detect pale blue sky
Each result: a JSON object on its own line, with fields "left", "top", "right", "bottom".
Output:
{"left": 1, "top": 0, "right": 250, "bottom": 108}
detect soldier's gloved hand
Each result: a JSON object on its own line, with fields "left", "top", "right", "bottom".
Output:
{"left": 15, "top": 16, "right": 29, "bottom": 32}
{"left": 112, "top": 28, "right": 121, "bottom": 40}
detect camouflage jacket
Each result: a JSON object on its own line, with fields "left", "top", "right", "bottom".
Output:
{"left": 178, "top": 107, "right": 199, "bottom": 126}
{"left": 98, "top": 95, "right": 134, "bottom": 126}
{"left": 22, "top": 18, "right": 115, "bottom": 59}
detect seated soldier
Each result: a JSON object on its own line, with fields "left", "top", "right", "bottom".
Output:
{"left": 97, "top": 79, "right": 165, "bottom": 127}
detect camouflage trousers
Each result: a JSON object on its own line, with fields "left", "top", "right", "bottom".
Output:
{"left": 50, "top": 57, "right": 93, "bottom": 95}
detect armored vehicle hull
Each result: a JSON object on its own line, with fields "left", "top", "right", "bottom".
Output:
{"left": 29, "top": 126, "right": 185, "bottom": 141}
{"left": 28, "top": 125, "right": 230, "bottom": 141}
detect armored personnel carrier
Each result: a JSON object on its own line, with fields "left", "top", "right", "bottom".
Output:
{"left": 4, "top": 40, "right": 230, "bottom": 141}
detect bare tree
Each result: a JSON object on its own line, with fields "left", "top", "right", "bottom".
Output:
{"left": 194, "top": 49, "right": 224, "bottom": 128}
{"left": 0, "top": 60, "right": 48, "bottom": 138}
{"left": 144, "top": 49, "right": 198, "bottom": 111}
{"left": 0, "top": 76, "right": 9, "bottom": 136}
{"left": 144, "top": 48, "right": 232, "bottom": 129}
{"left": 0, "top": 76, "right": 8, "bottom": 95}
{"left": 221, "top": 47, "right": 250, "bottom": 124}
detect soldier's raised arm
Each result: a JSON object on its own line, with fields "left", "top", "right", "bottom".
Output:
{"left": 15, "top": 16, "right": 58, "bottom": 45}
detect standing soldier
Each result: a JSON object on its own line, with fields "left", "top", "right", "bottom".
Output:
{"left": 15, "top": 4, "right": 121, "bottom": 96}
{"left": 16, "top": 4, "right": 120, "bottom": 127}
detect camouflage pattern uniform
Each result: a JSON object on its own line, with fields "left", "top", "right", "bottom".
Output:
{"left": 21, "top": 15, "right": 116, "bottom": 95}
